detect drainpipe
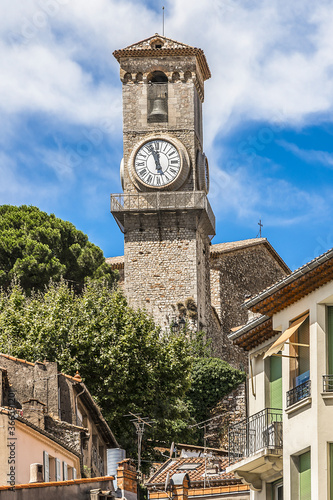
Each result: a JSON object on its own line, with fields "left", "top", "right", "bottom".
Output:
{"left": 75, "top": 386, "right": 86, "bottom": 426}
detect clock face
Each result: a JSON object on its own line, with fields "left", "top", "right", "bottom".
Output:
{"left": 134, "top": 140, "right": 181, "bottom": 187}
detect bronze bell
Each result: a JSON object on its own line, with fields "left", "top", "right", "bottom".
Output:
{"left": 149, "top": 98, "right": 167, "bottom": 119}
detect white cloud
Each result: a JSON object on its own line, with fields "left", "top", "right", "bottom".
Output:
{"left": 166, "top": 0, "right": 333, "bottom": 142}
{"left": 208, "top": 156, "right": 328, "bottom": 227}
{"left": 279, "top": 140, "right": 333, "bottom": 168}
{"left": 1, "top": 0, "right": 333, "bottom": 136}
{"left": 2, "top": 0, "right": 333, "bottom": 230}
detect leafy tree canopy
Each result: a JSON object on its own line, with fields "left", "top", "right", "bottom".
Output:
{"left": 187, "top": 357, "right": 246, "bottom": 424}
{"left": 0, "top": 280, "right": 194, "bottom": 457}
{"left": 0, "top": 205, "right": 117, "bottom": 292}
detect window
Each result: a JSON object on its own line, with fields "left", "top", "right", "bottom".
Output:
{"left": 290, "top": 315, "right": 310, "bottom": 389}
{"left": 270, "top": 355, "right": 282, "bottom": 409}
{"left": 291, "top": 450, "right": 311, "bottom": 500}
{"left": 299, "top": 451, "right": 311, "bottom": 499}
{"left": 329, "top": 443, "right": 333, "bottom": 500}
{"left": 49, "top": 455, "right": 56, "bottom": 481}
{"left": 273, "top": 481, "right": 283, "bottom": 499}
{"left": 325, "top": 307, "right": 333, "bottom": 392}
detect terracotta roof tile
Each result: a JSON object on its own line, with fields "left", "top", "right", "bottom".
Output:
{"left": 0, "top": 476, "right": 115, "bottom": 491}
{"left": 0, "top": 353, "right": 38, "bottom": 367}
{"left": 146, "top": 457, "right": 240, "bottom": 487}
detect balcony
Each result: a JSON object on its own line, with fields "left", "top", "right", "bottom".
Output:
{"left": 286, "top": 380, "right": 311, "bottom": 408}
{"left": 110, "top": 191, "right": 215, "bottom": 237}
{"left": 323, "top": 375, "right": 333, "bottom": 392}
{"left": 227, "top": 408, "right": 283, "bottom": 492}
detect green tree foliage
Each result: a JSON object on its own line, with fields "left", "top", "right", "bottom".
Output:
{"left": 187, "top": 357, "right": 246, "bottom": 424}
{"left": 0, "top": 205, "right": 117, "bottom": 292}
{"left": 0, "top": 280, "right": 193, "bottom": 455}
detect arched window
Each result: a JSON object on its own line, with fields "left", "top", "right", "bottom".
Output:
{"left": 147, "top": 71, "right": 168, "bottom": 123}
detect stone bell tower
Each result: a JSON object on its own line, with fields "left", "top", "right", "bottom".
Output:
{"left": 111, "top": 34, "right": 215, "bottom": 330}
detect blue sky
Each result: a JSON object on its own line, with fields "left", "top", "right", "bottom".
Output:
{"left": 1, "top": 0, "right": 333, "bottom": 271}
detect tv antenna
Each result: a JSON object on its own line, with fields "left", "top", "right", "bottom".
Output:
{"left": 125, "top": 412, "right": 153, "bottom": 473}
{"left": 189, "top": 416, "right": 219, "bottom": 488}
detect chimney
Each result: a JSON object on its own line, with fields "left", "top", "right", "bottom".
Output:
{"left": 22, "top": 399, "right": 46, "bottom": 430}
{"left": 170, "top": 473, "right": 190, "bottom": 500}
{"left": 30, "top": 463, "right": 43, "bottom": 483}
{"left": 116, "top": 459, "right": 137, "bottom": 500}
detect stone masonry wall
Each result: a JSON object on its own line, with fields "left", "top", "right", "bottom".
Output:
{"left": 208, "top": 245, "right": 289, "bottom": 366}
{"left": 0, "top": 356, "right": 59, "bottom": 416}
{"left": 208, "top": 382, "right": 247, "bottom": 450}
{"left": 120, "top": 54, "right": 203, "bottom": 194}
{"left": 124, "top": 210, "right": 211, "bottom": 330}
{"left": 45, "top": 415, "right": 81, "bottom": 455}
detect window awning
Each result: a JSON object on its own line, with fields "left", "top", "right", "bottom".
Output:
{"left": 263, "top": 313, "right": 309, "bottom": 359}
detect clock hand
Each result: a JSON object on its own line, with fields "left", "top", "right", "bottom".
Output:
{"left": 151, "top": 149, "right": 162, "bottom": 171}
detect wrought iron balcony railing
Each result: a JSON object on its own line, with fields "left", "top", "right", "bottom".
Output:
{"left": 286, "top": 380, "right": 311, "bottom": 407}
{"left": 323, "top": 375, "right": 333, "bottom": 392}
{"left": 228, "top": 408, "right": 283, "bottom": 464}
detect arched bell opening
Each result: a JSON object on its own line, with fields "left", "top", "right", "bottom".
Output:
{"left": 147, "top": 71, "right": 168, "bottom": 123}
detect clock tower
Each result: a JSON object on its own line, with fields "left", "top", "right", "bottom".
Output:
{"left": 111, "top": 34, "right": 215, "bottom": 330}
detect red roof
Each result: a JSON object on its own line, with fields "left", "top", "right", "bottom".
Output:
{"left": 146, "top": 457, "right": 241, "bottom": 488}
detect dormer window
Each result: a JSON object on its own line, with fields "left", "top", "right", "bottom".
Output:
{"left": 150, "top": 38, "right": 164, "bottom": 49}
{"left": 147, "top": 71, "right": 168, "bottom": 123}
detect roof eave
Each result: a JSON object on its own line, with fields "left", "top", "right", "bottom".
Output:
{"left": 244, "top": 247, "right": 333, "bottom": 315}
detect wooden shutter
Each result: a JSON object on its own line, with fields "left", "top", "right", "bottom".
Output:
{"left": 270, "top": 355, "right": 282, "bottom": 409}
{"left": 328, "top": 307, "right": 333, "bottom": 375}
{"left": 55, "top": 458, "right": 61, "bottom": 481}
{"left": 299, "top": 451, "right": 311, "bottom": 500}
{"left": 43, "top": 451, "right": 49, "bottom": 482}
{"left": 62, "top": 461, "right": 68, "bottom": 480}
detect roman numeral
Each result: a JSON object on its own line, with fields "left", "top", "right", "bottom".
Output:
{"left": 170, "top": 168, "right": 178, "bottom": 174}
{"left": 139, "top": 169, "right": 147, "bottom": 177}
{"left": 156, "top": 177, "right": 161, "bottom": 186}
{"left": 136, "top": 162, "right": 145, "bottom": 167}
{"left": 171, "top": 160, "right": 179, "bottom": 164}
{"left": 147, "top": 174, "right": 153, "bottom": 184}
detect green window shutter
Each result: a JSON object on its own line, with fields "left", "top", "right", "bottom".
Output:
{"left": 330, "top": 444, "right": 333, "bottom": 500}
{"left": 270, "top": 355, "right": 282, "bottom": 409}
{"left": 299, "top": 451, "right": 311, "bottom": 500}
{"left": 328, "top": 307, "right": 333, "bottom": 374}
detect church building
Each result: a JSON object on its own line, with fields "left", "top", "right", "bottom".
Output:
{"left": 108, "top": 34, "right": 290, "bottom": 367}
